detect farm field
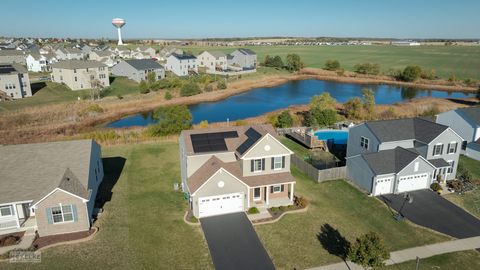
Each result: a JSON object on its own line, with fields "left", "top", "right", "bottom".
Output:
{"left": 180, "top": 45, "right": 480, "bottom": 79}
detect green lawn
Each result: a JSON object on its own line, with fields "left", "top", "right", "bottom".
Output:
{"left": 444, "top": 155, "right": 480, "bottom": 219}
{"left": 1, "top": 142, "right": 212, "bottom": 270}
{"left": 280, "top": 136, "right": 312, "bottom": 158}
{"left": 254, "top": 167, "right": 448, "bottom": 270}
{"left": 181, "top": 45, "right": 480, "bottom": 79}
{"left": 381, "top": 250, "right": 480, "bottom": 270}
{"left": 0, "top": 77, "right": 139, "bottom": 112}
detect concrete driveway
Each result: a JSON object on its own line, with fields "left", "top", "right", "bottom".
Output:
{"left": 200, "top": 212, "right": 275, "bottom": 270}
{"left": 380, "top": 189, "right": 480, "bottom": 238}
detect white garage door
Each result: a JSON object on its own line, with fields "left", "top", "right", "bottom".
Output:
{"left": 198, "top": 192, "right": 244, "bottom": 218}
{"left": 374, "top": 177, "right": 393, "bottom": 196}
{"left": 397, "top": 173, "right": 430, "bottom": 193}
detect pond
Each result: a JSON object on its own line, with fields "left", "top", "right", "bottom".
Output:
{"left": 106, "top": 79, "right": 474, "bottom": 128}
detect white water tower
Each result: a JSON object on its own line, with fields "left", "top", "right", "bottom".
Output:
{"left": 112, "top": 18, "right": 126, "bottom": 45}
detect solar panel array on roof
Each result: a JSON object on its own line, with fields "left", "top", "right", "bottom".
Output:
{"left": 236, "top": 128, "right": 262, "bottom": 155}
{"left": 0, "top": 65, "right": 15, "bottom": 74}
{"left": 191, "top": 131, "right": 238, "bottom": 154}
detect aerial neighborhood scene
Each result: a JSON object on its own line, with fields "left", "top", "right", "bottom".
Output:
{"left": 1, "top": 1, "right": 480, "bottom": 269}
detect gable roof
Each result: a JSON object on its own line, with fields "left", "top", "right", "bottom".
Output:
{"left": 234, "top": 48, "right": 256, "bottom": 55}
{"left": 91, "top": 50, "right": 114, "bottom": 57}
{"left": 364, "top": 117, "right": 449, "bottom": 144}
{"left": 170, "top": 53, "right": 196, "bottom": 60}
{"left": 188, "top": 156, "right": 295, "bottom": 194}
{"left": 181, "top": 124, "right": 278, "bottom": 158}
{"left": 457, "top": 107, "right": 480, "bottom": 126}
{"left": 51, "top": 60, "right": 106, "bottom": 69}
{"left": 0, "top": 140, "right": 95, "bottom": 205}
{"left": 201, "top": 51, "right": 227, "bottom": 58}
{"left": 124, "top": 59, "right": 162, "bottom": 70}
{"left": 362, "top": 147, "right": 421, "bottom": 175}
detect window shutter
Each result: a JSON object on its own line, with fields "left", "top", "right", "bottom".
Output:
{"left": 46, "top": 208, "right": 53, "bottom": 224}
{"left": 261, "top": 159, "right": 265, "bottom": 171}
{"left": 454, "top": 143, "right": 458, "bottom": 153}
{"left": 447, "top": 143, "right": 450, "bottom": 153}
{"left": 271, "top": 157, "right": 274, "bottom": 170}
{"left": 432, "top": 146, "right": 436, "bottom": 156}
{"left": 281, "top": 185, "right": 284, "bottom": 192}
{"left": 72, "top": 204, "right": 78, "bottom": 222}
{"left": 251, "top": 160, "right": 254, "bottom": 172}
{"left": 270, "top": 186, "right": 273, "bottom": 193}
{"left": 440, "top": 144, "right": 444, "bottom": 155}
{"left": 282, "top": 156, "right": 286, "bottom": 168}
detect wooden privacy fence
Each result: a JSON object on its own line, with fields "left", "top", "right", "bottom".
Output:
{"left": 291, "top": 154, "right": 347, "bottom": 182}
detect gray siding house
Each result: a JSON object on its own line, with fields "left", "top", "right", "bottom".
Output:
{"left": 112, "top": 59, "right": 165, "bottom": 83}
{"left": 437, "top": 107, "right": 480, "bottom": 161}
{"left": 0, "top": 64, "right": 32, "bottom": 100}
{"left": 228, "top": 48, "right": 257, "bottom": 70}
{"left": 0, "top": 140, "right": 104, "bottom": 237}
{"left": 346, "top": 118, "right": 463, "bottom": 196}
{"left": 179, "top": 125, "right": 295, "bottom": 218}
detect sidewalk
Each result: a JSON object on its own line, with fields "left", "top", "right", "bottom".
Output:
{"left": 308, "top": 236, "right": 480, "bottom": 270}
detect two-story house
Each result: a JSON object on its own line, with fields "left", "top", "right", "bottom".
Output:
{"left": 0, "top": 63, "right": 32, "bottom": 100}
{"left": 112, "top": 59, "right": 165, "bottom": 83}
{"left": 166, "top": 53, "right": 197, "bottom": 76}
{"left": 179, "top": 125, "right": 295, "bottom": 218}
{"left": 26, "top": 53, "right": 57, "bottom": 72}
{"left": 436, "top": 107, "right": 480, "bottom": 161}
{"left": 197, "top": 51, "right": 228, "bottom": 72}
{"left": 346, "top": 118, "right": 463, "bottom": 196}
{"left": 228, "top": 48, "right": 257, "bottom": 70}
{"left": 55, "top": 47, "right": 84, "bottom": 60}
{"left": 51, "top": 60, "right": 109, "bottom": 91}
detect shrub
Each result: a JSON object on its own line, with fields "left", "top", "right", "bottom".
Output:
{"left": 324, "top": 60, "right": 340, "bottom": 71}
{"left": 379, "top": 107, "right": 397, "bottom": 119}
{"left": 279, "top": 206, "right": 287, "bottom": 212}
{"left": 164, "top": 91, "right": 172, "bottom": 100}
{"left": 420, "top": 69, "right": 436, "bottom": 80}
{"left": 180, "top": 82, "right": 201, "bottom": 97}
{"left": 463, "top": 78, "right": 477, "bottom": 87}
{"left": 400, "top": 65, "right": 423, "bottom": 82}
{"left": 448, "top": 74, "right": 457, "bottom": 83}
{"left": 421, "top": 106, "right": 441, "bottom": 118}
{"left": 276, "top": 110, "right": 294, "bottom": 128}
{"left": 269, "top": 207, "right": 279, "bottom": 213}
{"left": 217, "top": 80, "right": 227, "bottom": 90}
{"left": 354, "top": 63, "right": 380, "bottom": 75}
{"left": 234, "top": 120, "right": 247, "bottom": 126}
{"left": 78, "top": 103, "right": 104, "bottom": 117}
{"left": 203, "top": 84, "right": 213, "bottom": 92}
{"left": 116, "top": 94, "right": 123, "bottom": 100}
{"left": 139, "top": 80, "right": 150, "bottom": 94}
{"left": 248, "top": 207, "right": 260, "bottom": 214}
{"left": 336, "top": 68, "right": 345, "bottom": 76}
{"left": 430, "top": 182, "right": 443, "bottom": 192}
{"left": 343, "top": 97, "right": 363, "bottom": 119}
{"left": 294, "top": 196, "right": 308, "bottom": 208}
{"left": 448, "top": 180, "right": 463, "bottom": 192}
{"left": 145, "top": 105, "right": 192, "bottom": 136}
{"left": 285, "top": 54, "right": 305, "bottom": 72}
{"left": 347, "top": 232, "right": 390, "bottom": 269}
{"left": 198, "top": 120, "right": 209, "bottom": 129}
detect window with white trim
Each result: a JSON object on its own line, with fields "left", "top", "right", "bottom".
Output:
{"left": 0, "top": 205, "right": 12, "bottom": 217}
{"left": 447, "top": 160, "right": 455, "bottom": 173}
{"left": 273, "top": 156, "right": 283, "bottom": 170}
{"left": 447, "top": 142, "right": 457, "bottom": 154}
{"left": 253, "top": 159, "right": 262, "bottom": 172}
{"left": 51, "top": 204, "right": 74, "bottom": 224}
{"left": 433, "top": 144, "right": 443, "bottom": 156}
{"left": 360, "top": 137, "right": 369, "bottom": 150}
{"left": 272, "top": 185, "right": 282, "bottom": 193}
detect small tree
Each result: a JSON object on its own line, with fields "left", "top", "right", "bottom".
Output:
{"left": 276, "top": 110, "right": 294, "bottom": 128}
{"left": 217, "top": 80, "right": 227, "bottom": 90}
{"left": 312, "top": 108, "right": 337, "bottom": 127}
{"left": 147, "top": 71, "right": 156, "bottom": 85}
{"left": 180, "top": 82, "right": 201, "bottom": 96}
{"left": 164, "top": 91, "right": 172, "bottom": 100}
{"left": 139, "top": 80, "right": 150, "bottom": 94}
{"left": 324, "top": 60, "right": 340, "bottom": 71}
{"left": 354, "top": 63, "right": 380, "bottom": 75}
{"left": 146, "top": 105, "right": 192, "bottom": 136}
{"left": 271, "top": 55, "right": 284, "bottom": 68}
{"left": 347, "top": 232, "right": 390, "bottom": 269}
{"left": 401, "top": 65, "right": 422, "bottom": 82}
{"left": 285, "top": 54, "right": 304, "bottom": 72}
{"left": 263, "top": 55, "right": 273, "bottom": 66}
{"left": 310, "top": 92, "right": 337, "bottom": 111}
{"left": 344, "top": 97, "right": 363, "bottom": 119}
{"left": 362, "top": 88, "right": 375, "bottom": 117}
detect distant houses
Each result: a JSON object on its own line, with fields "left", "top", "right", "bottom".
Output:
{"left": 0, "top": 63, "right": 32, "bottom": 100}
{"left": 26, "top": 53, "right": 57, "bottom": 72}
{"left": 166, "top": 53, "right": 198, "bottom": 76}
{"left": 228, "top": 48, "right": 257, "bottom": 70}
{"left": 0, "top": 50, "right": 26, "bottom": 64}
{"left": 50, "top": 60, "right": 109, "bottom": 91}
{"left": 88, "top": 50, "right": 117, "bottom": 67}
{"left": 55, "top": 47, "right": 84, "bottom": 60}
{"left": 112, "top": 59, "right": 165, "bottom": 83}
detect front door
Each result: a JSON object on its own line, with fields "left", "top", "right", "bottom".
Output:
{"left": 253, "top": 187, "right": 261, "bottom": 201}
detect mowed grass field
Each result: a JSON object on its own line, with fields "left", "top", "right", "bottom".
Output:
{"left": 182, "top": 45, "right": 480, "bottom": 79}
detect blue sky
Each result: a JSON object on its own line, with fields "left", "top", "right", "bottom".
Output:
{"left": 1, "top": 0, "right": 479, "bottom": 39}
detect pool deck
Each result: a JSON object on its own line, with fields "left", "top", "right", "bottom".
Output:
{"left": 283, "top": 128, "right": 327, "bottom": 150}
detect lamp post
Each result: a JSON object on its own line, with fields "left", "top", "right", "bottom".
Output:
{"left": 395, "top": 193, "right": 413, "bottom": 221}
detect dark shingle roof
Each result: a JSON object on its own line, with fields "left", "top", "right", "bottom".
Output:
{"left": 458, "top": 107, "right": 480, "bottom": 126}
{"left": 365, "top": 118, "right": 448, "bottom": 144}
{"left": 171, "top": 53, "right": 196, "bottom": 60}
{"left": 51, "top": 60, "right": 106, "bottom": 69}
{"left": 236, "top": 48, "right": 256, "bottom": 55}
{"left": 428, "top": 158, "right": 450, "bottom": 168}
{"left": 125, "top": 59, "right": 162, "bottom": 71}
{"left": 362, "top": 147, "right": 420, "bottom": 175}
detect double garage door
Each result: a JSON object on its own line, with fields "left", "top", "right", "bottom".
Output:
{"left": 374, "top": 173, "right": 430, "bottom": 196}
{"left": 198, "top": 192, "right": 244, "bottom": 218}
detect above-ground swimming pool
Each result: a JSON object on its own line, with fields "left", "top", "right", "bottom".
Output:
{"left": 314, "top": 130, "right": 349, "bottom": 145}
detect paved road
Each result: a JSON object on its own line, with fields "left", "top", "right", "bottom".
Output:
{"left": 380, "top": 189, "right": 480, "bottom": 238}
{"left": 200, "top": 212, "right": 275, "bottom": 270}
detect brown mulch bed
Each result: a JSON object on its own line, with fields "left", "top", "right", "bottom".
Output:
{"left": 251, "top": 205, "right": 307, "bottom": 224}
{"left": 32, "top": 228, "right": 96, "bottom": 250}
{"left": 185, "top": 210, "right": 199, "bottom": 224}
{"left": 0, "top": 231, "right": 25, "bottom": 247}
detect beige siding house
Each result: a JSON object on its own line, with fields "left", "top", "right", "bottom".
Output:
{"left": 0, "top": 140, "right": 104, "bottom": 237}
{"left": 0, "top": 63, "right": 32, "bottom": 100}
{"left": 51, "top": 60, "right": 109, "bottom": 90}
{"left": 197, "top": 51, "right": 228, "bottom": 72}
{"left": 180, "top": 125, "right": 295, "bottom": 218}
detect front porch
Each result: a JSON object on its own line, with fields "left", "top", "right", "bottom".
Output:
{"left": 0, "top": 202, "right": 35, "bottom": 234}
{"left": 0, "top": 216, "right": 36, "bottom": 236}
{"left": 248, "top": 183, "right": 295, "bottom": 211}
